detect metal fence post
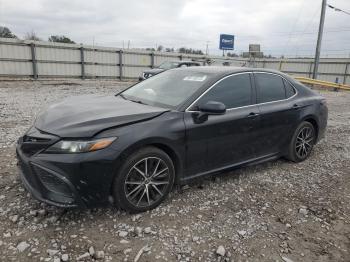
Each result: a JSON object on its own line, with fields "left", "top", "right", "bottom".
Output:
{"left": 30, "top": 43, "right": 38, "bottom": 79}
{"left": 308, "top": 62, "right": 313, "bottom": 78}
{"left": 343, "top": 63, "right": 349, "bottom": 85}
{"left": 151, "top": 52, "right": 155, "bottom": 68}
{"left": 119, "top": 50, "right": 123, "bottom": 80}
{"left": 278, "top": 60, "right": 283, "bottom": 71}
{"left": 80, "top": 46, "right": 85, "bottom": 79}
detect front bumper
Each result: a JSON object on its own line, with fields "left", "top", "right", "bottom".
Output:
{"left": 17, "top": 148, "right": 84, "bottom": 208}
{"left": 16, "top": 128, "right": 120, "bottom": 208}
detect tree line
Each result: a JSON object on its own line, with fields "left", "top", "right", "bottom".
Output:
{"left": 0, "top": 26, "right": 238, "bottom": 55}
{"left": 146, "top": 45, "right": 205, "bottom": 55}
{"left": 0, "top": 27, "right": 204, "bottom": 54}
{"left": 0, "top": 26, "right": 75, "bottom": 44}
{"left": 1, "top": 26, "right": 278, "bottom": 58}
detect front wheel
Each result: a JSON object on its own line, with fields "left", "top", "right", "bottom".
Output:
{"left": 113, "top": 147, "right": 175, "bottom": 213}
{"left": 287, "top": 121, "right": 316, "bottom": 162}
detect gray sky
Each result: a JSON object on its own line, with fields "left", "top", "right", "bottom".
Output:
{"left": 0, "top": 0, "right": 349, "bottom": 57}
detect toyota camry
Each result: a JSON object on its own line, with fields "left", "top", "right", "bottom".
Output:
{"left": 16, "top": 67, "right": 328, "bottom": 212}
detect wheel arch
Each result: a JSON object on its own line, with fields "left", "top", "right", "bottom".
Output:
{"left": 301, "top": 115, "right": 319, "bottom": 141}
{"left": 149, "top": 142, "right": 183, "bottom": 184}
{"left": 114, "top": 138, "right": 184, "bottom": 185}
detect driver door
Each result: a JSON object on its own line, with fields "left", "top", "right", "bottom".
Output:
{"left": 184, "top": 73, "right": 261, "bottom": 177}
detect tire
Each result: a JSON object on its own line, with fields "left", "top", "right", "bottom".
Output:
{"left": 287, "top": 121, "right": 316, "bottom": 162}
{"left": 113, "top": 146, "right": 175, "bottom": 213}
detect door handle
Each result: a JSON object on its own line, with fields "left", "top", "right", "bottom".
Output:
{"left": 292, "top": 104, "right": 301, "bottom": 110}
{"left": 247, "top": 112, "right": 259, "bottom": 118}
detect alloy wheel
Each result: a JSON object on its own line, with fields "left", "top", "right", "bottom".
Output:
{"left": 124, "top": 157, "right": 170, "bottom": 208}
{"left": 295, "top": 126, "right": 314, "bottom": 159}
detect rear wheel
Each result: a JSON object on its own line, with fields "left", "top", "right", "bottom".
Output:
{"left": 113, "top": 147, "right": 175, "bottom": 213}
{"left": 287, "top": 121, "right": 316, "bottom": 162}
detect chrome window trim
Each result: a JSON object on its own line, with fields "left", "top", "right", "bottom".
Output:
{"left": 185, "top": 71, "right": 298, "bottom": 112}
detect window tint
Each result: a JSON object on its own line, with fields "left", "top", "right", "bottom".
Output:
{"left": 255, "top": 73, "right": 286, "bottom": 103}
{"left": 196, "top": 73, "right": 252, "bottom": 109}
{"left": 284, "top": 80, "right": 296, "bottom": 98}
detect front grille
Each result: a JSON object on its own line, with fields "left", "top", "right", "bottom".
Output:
{"left": 23, "top": 135, "right": 51, "bottom": 143}
{"left": 19, "top": 128, "right": 58, "bottom": 156}
{"left": 33, "top": 165, "right": 73, "bottom": 197}
{"left": 21, "top": 143, "right": 49, "bottom": 156}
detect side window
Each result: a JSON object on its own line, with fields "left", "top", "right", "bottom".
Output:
{"left": 255, "top": 73, "right": 286, "bottom": 103}
{"left": 284, "top": 80, "right": 296, "bottom": 98}
{"left": 196, "top": 74, "right": 252, "bottom": 109}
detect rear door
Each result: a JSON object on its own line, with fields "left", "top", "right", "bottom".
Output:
{"left": 253, "top": 72, "right": 299, "bottom": 157}
{"left": 184, "top": 73, "right": 261, "bottom": 176}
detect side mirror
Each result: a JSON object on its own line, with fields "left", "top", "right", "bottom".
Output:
{"left": 198, "top": 101, "right": 226, "bottom": 115}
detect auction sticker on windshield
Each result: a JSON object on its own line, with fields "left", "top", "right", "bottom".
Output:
{"left": 183, "top": 75, "right": 207, "bottom": 82}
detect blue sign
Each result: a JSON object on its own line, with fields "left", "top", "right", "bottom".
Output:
{"left": 219, "top": 34, "right": 234, "bottom": 50}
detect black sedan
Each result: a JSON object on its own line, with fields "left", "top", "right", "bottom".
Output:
{"left": 16, "top": 67, "right": 328, "bottom": 212}
{"left": 139, "top": 60, "right": 200, "bottom": 81}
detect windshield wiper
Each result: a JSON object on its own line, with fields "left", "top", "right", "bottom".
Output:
{"left": 119, "top": 93, "right": 148, "bottom": 105}
{"left": 129, "top": 99, "right": 148, "bottom": 105}
{"left": 119, "top": 93, "right": 127, "bottom": 100}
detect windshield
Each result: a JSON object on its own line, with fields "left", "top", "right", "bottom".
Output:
{"left": 158, "top": 61, "right": 180, "bottom": 69}
{"left": 121, "top": 70, "right": 210, "bottom": 109}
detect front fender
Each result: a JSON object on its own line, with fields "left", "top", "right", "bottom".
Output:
{"left": 97, "top": 111, "right": 186, "bottom": 182}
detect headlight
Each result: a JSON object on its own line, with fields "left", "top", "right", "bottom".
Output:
{"left": 45, "top": 137, "right": 117, "bottom": 153}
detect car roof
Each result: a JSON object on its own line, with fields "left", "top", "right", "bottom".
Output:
{"left": 175, "top": 66, "right": 281, "bottom": 74}
{"left": 173, "top": 66, "right": 295, "bottom": 82}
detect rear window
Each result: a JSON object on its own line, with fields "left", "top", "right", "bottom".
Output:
{"left": 255, "top": 73, "right": 286, "bottom": 103}
{"left": 284, "top": 80, "right": 296, "bottom": 98}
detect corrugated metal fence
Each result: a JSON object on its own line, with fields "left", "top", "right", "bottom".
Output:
{"left": 0, "top": 37, "right": 349, "bottom": 84}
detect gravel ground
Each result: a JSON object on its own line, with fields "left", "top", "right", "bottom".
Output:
{"left": 0, "top": 80, "right": 349, "bottom": 262}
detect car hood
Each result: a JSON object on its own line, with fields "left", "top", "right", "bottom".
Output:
{"left": 35, "top": 94, "right": 169, "bottom": 138}
{"left": 143, "top": 68, "right": 165, "bottom": 75}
